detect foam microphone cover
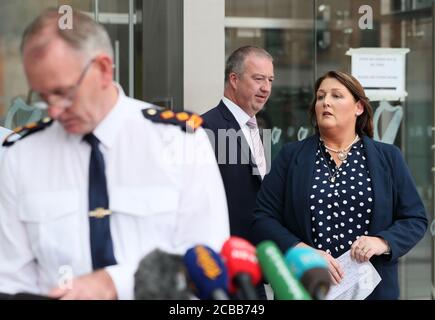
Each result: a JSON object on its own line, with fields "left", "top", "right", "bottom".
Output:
{"left": 134, "top": 248, "right": 192, "bottom": 299}
{"left": 285, "top": 247, "right": 331, "bottom": 300}
{"left": 183, "top": 245, "right": 229, "bottom": 300}
{"left": 220, "top": 236, "right": 262, "bottom": 294}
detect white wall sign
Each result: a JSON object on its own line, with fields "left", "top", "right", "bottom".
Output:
{"left": 346, "top": 48, "right": 409, "bottom": 101}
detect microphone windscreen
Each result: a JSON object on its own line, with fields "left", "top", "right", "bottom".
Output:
{"left": 134, "top": 249, "right": 192, "bottom": 300}
{"left": 256, "top": 241, "right": 311, "bottom": 300}
{"left": 183, "top": 245, "right": 229, "bottom": 300}
{"left": 285, "top": 247, "right": 331, "bottom": 299}
{"left": 220, "top": 236, "right": 262, "bottom": 294}
{"left": 285, "top": 247, "right": 328, "bottom": 279}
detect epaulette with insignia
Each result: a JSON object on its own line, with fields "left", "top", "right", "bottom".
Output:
{"left": 142, "top": 108, "right": 203, "bottom": 133}
{"left": 2, "top": 117, "right": 53, "bottom": 147}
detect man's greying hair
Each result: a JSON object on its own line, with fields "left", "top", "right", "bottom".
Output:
{"left": 21, "top": 8, "right": 114, "bottom": 60}
{"left": 225, "top": 46, "right": 273, "bottom": 85}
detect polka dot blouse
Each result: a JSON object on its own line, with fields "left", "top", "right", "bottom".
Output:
{"left": 309, "top": 138, "right": 374, "bottom": 258}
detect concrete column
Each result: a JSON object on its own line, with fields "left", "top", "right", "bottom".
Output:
{"left": 183, "top": 0, "right": 225, "bottom": 115}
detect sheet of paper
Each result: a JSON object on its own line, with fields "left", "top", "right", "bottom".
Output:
{"left": 325, "top": 250, "right": 381, "bottom": 300}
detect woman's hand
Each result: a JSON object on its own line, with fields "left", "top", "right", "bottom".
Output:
{"left": 295, "top": 242, "right": 344, "bottom": 285}
{"left": 315, "top": 249, "right": 344, "bottom": 285}
{"left": 350, "top": 236, "right": 390, "bottom": 263}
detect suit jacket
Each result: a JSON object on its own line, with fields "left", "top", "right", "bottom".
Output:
{"left": 251, "top": 134, "right": 428, "bottom": 299}
{"left": 202, "top": 101, "right": 263, "bottom": 240}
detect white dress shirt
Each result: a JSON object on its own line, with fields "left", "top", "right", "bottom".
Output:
{"left": 0, "top": 85, "right": 230, "bottom": 299}
{"left": 221, "top": 97, "right": 256, "bottom": 152}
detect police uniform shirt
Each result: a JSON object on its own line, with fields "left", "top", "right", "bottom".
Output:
{"left": 0, "top": 84, "right": 230, "bottom": 299}
{"left": 0, "top": 126, "right": 11, "bottom": 141}
{"left": 0, "top": 126, "right": 12, "bottom": 163}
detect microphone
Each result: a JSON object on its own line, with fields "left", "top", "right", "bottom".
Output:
{"left": 285, "top": 247, "right": 331, "bottom": 300}
{"left": 256, "top": 241, "right": 311, "bottom": 300}
{"left": 183, "top": 245, "right": 230, "bottom": 300}
{"left": 134, "top": 248, "right": 192, "bottom": 299}
{"left": 220, "top": 236, "right": 262, "bottom": 300}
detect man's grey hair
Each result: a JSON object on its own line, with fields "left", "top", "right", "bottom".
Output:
{"left": 21, "top": 8, "right": 114, "bottom": 61}
{"left": 224, "top": 46, "right": 273, "bottom": 85}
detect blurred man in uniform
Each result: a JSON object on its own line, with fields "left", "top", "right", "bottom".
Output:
{"left": 0, "top": 126, "right": 12, "bottom": 162}
{"left": 0, "top": 126, "right": 11, "bottom": 141}
{"left": 0, "top": 8, "right": 229, "bottom": 300}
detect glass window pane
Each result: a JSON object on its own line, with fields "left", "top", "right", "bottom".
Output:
{"left": 226, "top": 0, "right": 316, "bottom": 159}
{"left": 0, "top": 0, "right": 93, "bottom": 129}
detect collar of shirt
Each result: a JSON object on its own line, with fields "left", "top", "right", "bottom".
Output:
{"left": 221, "top": 97, "right": 257, "bottom": 152}
{"left": 91, "top": 82, "right": 128, "bottom": 149}
{"left": 221, "top": 97, "right": 254, "bottom": 130}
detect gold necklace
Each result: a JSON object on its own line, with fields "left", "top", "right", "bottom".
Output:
{"left": 322, "top": 135, "right": 360, "bottom": 161}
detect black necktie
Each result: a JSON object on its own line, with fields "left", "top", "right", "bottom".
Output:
{"left": 83, "top": 133, "right": 117, "bottom": 269}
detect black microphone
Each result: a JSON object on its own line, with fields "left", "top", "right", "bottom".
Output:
{"left": 285, "top": 247, "right": 331, "bottom": 300}
{"left": 134, "top": 249, "right": 193, "bottom": 300}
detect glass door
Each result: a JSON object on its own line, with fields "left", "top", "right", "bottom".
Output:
{"left": 0, "top": 0, "right": 94, "bottom": 129}
{"left": 225, "top": 0, "right": 434, "bottom": 299}
{"left": 226, "top": 0, "right": 316, "bottom": 159}
{"left": 313, "top": 0, "right": 434, "bottom": 299}
{"left": 92, "top": 0, "right": 141, "bottom": 99}
{"left": 0, "top": 0, "right": 142, "bottom": 129}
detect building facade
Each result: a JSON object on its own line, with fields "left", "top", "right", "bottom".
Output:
{"left": 0, "top": 0, "right": 434, "bottom": 299}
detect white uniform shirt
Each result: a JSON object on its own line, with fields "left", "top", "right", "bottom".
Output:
{"left": 0, "top": 126, "right": 12, "bottom": 163}
{"left": 0, "top": 86, "right": 230, "bottom": 299}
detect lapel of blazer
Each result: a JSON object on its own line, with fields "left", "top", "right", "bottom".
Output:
{"left": 292, "top": 134, "right": 318, "bottom": 245}
{"left": 218, "top": 101, "right": 262, "bottom": 183}
{"left": 362, "top": 136, "right": 390, "bottom": 234}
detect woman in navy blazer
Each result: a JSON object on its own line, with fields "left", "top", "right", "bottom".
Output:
{"left": 251, "top": 71, "right": 427, "bottom": 299}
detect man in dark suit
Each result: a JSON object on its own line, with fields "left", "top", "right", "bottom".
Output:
{"left": 203, "top": 45, "right": 274, "bottom": 240}
{"left": 202, "top": 46, "right": 274, "bottom": 299}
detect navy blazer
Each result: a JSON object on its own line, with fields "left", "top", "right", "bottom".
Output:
{"left": 251, "top": 134, "right": 428, "bottom": 299}
{"left": 202, "top": 101, "right": 263, "bottom": 240}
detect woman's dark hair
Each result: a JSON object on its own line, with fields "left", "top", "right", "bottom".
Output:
{"left": 309, "top": 71, "right": 374, "bottom": 138}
